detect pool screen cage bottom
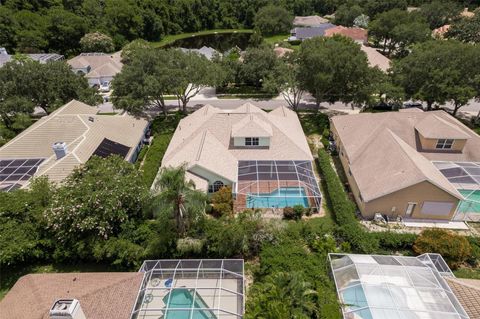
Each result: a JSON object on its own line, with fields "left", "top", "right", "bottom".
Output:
{"left": 234, "top": 160, "right": 322, "bottom": 212}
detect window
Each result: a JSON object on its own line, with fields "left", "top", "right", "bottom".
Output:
{"left": 245, "top": 137, "right": 259, "bottom": 146}
{"left": 435, "top": 139, "right": 454, "bottom": 149}
{"left": 208, "top": 180, "right": 225, "bottom": 193}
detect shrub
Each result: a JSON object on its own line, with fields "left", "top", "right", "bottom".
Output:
{"left": 317, "top": 149, "right": 379, "bottom": 253}
{"left": 293, "top": 205, "right": 304, "bottom": 219}
{"left": 210, "top": 186, "right": 233, "bottom": 216}
{"left": 372, "top": 232, "right": 417, "bottom": 251}
{"left": 141, "top": 133, "right": 171, "bottom": 187}
{"left": 413, "top": 229, "right": 472, "bottom": 269}
{"left": 283, "top": 206, "right": 298, "bottom": 220}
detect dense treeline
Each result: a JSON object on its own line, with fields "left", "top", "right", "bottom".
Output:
{"left": 2, "top": 0, "right": 479, "bottom": 56}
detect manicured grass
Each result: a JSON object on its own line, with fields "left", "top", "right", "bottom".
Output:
{"left": 151, "top": 29, "right": 254, "bottom": 48}
{"left": 0, "top": 262, "right": 117, "bottom": 300}
{"left": 263, "top": 33, "right": 290, "bottom": 45}
{"left": 454, "top": 267, "right": 480, "bottom": 279}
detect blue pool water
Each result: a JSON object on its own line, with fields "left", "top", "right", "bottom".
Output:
{"left": 246, "top": 187, "right": 309, "bottom": 208}
{"left": 162, "top": 288, "right": 217, "bottom": 319}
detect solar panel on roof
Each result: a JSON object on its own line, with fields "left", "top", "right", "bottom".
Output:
{"left": 92, "top": 138, "right": 131, "bottom": 159}
{"left": 0, "top": 158, "right": 44, "bottom": 192}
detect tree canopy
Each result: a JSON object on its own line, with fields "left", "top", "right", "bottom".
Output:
{"left": 253, "top": 5, "right": 293, "bottom": 36}
{"left": 369, "top": 9, "right": 430, "bottom": 56}
{"left": 0, "top": 59, "right": 100, "bottom": 115}
{"left": 298, "top": 36, "right": 374, "bottom": 109}
{"left": 80, "top": 32, "right": 115, "bottom": 53}
{"left": 392, "top": 40, "right": 480, "bottom": 114}
{"left": 446, "top": 14, "right": 480, "bottom": 43}
{"left": 419, "top": 0, "right": 462, "bottom": 30}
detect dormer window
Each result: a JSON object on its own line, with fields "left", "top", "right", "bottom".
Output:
{"left": 436, "top": 139, "right": 454, "bottom": 149}
{"left": 245, "top": 137, "right": 259, "bottom": 146}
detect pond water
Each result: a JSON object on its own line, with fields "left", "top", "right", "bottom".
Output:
{"left": 164, "top": 32, "right": 252, "bottom": 52}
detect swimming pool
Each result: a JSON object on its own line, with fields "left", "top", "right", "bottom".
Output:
{"left": 457, "top": 190, "right": 480, "bottom": 213}
{"left": 246, "top": 187, "right": 309, "bottom": 208}
{"left": 162, "top": 288, "right": 217, "bottom": 319}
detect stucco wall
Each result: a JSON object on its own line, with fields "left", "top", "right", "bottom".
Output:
{"left": 189, "top": 165, "right": 232, "bottom": 186}
{"left": 418, "top": 133, "right": 467, "bottom": 152}
{"left": 233, "top": 137, "right": 270, "bottom": 147}
{"left": 331, "top": 120, "right": 460, "bottom": 221}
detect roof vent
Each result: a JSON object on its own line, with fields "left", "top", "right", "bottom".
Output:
{"left": 88, "top": 116, "right": 94, "bottom": 122}
{"left": 52, "top": 142, "right": 68, "bottom": 160}
{"left": 49, "top": 299, "right": 86, "bottom": 319}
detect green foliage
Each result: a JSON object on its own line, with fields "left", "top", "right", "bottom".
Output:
{"left": 413, "top": 229, "right": 472, "bottom": 269}
{"left": 283, "top": 205, "right": 304, "bottom": 220}
{"left": 371, "top": 231, "right": 417, "bottom": 252}
{"left": 369, "top": 9, "right": 430, "bottom": 56}
{"left": 392, "top": 40, "right": 480, "bottom": 114}
{"left": 80, "top": 32, "right": 115, "bottom": 53}
{"left": 253, "top": 5, "right": 293, "bottom": 36}
{"left": 334, "top": 4, "right": 364, "bottom": 27}
{"left": 317, "top": 148, "right": 379, "bottom": 253}
{"left": 239, "top": 44, "right": 279, "bottom": 89}
{"left": 44, "top": 156, "right": 149, "bottom": 260}
{"left": 247, "top": 222, "right": 341, "bottom": 319}
{"left": 298, "top": 36, "right": 375, "bottom": 109}
{"left": 419, "top": 1, "right": 462, "bottom": 29}
{"left": 152, "top": 165, "right": 207, "bottom": 236}
{"left": 0, "top": 59, "right": 101, "bottom": 115}
{"left": 202, "top": 211, "right": 275, "bottom": 258}
{"left": 140, "top": 113, "right": 182, "bottom": 186}
{"left": 446, "top": 14, "right": 480, "bottom": 43}
{"left": 210, "top": 186, "right": 234, "bottom": 217}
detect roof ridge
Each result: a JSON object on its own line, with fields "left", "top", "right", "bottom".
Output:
{"left": 196, "top": 130, "right": 208, "bottom": 161}
{"left": 349, "top": 114, "right": 392, "bottom": 162}
{"left": 433, "top": 114, "right": 471, "bottom": 137}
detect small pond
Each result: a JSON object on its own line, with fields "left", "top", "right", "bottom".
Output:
{"left": 164, "top": 32, "right": 252, "bottom": 52}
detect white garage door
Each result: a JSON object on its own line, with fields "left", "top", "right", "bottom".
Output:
{"left": 421, "top": 201, "right": 454, "bottom": 216}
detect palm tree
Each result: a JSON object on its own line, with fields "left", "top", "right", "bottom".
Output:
{"left": 152, "top": 165, "right": 207, "bottom": 236}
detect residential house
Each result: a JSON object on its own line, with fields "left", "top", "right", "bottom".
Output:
{"left": 0, "top": 259, "right": 245, "bottom": 319}
{"left": 67, "top": 52, "right": 123, "bottom": 87}
{"left": 159, "top": 103, "right": 321, "bottom": 211}
{"left": 293, "top": 15, "right": 329, "bottom": 27}
{"left": 180, "top": 46, "right": 220, "bottom": 60}
{"left": 273, "top": 46, "right": 294, "bottom": 58}
{"left": 331, "top": 109, "right": 480, "bottom": 221}
{"left": 0, "top": 47, "right": 63, "bottom": 67}
{"left": 324, "top": 26, "right": 368, "bottom": 44}
{"left": 433, "top": 25, "right": 452, "bottom": 38}
{"left": 359, "top": 45, "right": 391, "bottom": 72}
{"left": 289, "top": 23, "right": 336, "bottom": 41}
{"left": 0, "top": 100, "right": 149, "bottom": 192}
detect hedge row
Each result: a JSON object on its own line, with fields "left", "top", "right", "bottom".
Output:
{"left": 317, "top": 149, "right": 379, "bottom": 253}
{"left": 141, "top": 133, "right": 173, "bottom": 187}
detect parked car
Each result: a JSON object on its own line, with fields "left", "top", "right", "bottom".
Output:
{"left": 99, "top": 81, "right": 110, "bottom": 92}
{"left": 403, "top": 101, "right": 423, "bottom": 109}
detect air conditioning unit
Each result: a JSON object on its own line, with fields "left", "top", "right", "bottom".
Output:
{"left": 52, "top": 142, "right": 68, "bottom": 160}
{"left": 49, "top": 299, "right": 86, "bottom": 319}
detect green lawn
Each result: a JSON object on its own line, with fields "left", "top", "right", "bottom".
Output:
{"left": 263, "top": 33, "right": 290, "bottom": 45}
{"left": 151, "top": 29, "right": 254, "bottom": 48}
{"left": 1, "top": 262, "right": 118, "bottom": 300}
{"left": 454, "top": 267, "right": 480, "bottom": 279}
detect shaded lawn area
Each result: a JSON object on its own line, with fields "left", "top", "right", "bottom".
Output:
{"left": 151, "top": 29, "right": 253, "bottom": 48}
{"left": 0, "top": 262, "right": 121, "bottom": 300}
{"left": 263, "top": 33, "right": 290, "bottom": 45}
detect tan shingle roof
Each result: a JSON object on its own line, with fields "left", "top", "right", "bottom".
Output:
{"left": 332, "top": 110, "right": 480, "bottom": 201}
{"left": 293, "top": 15, "right": 329, "bottom": 26}
{"left": 67, "top": 53, "right": 123, "bottom": 78}
{"left": 446, "top": 277, "right": 480, "bottom": 319}
{"left": 0, "top": 100, "right": 148, "bottom": 185}
{"left": 0, "top": 272, "right": 143, "bottom": 319}
{"left": 162, "top": 104, "right": 312, "bottom": 182}
{"left": 415, "top": 115, "right": 471, "bottom": 139}
{"left": 231, "top": 114, "right": 273, "bottom": 137}
{"left": 360, "top": 45, "right": 391, "bottom": 72}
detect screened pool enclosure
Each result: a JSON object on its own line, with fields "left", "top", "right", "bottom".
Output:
{"left": 130, "top": 259, "right": 244, "bottom": 319}
{"left": 235, "top": 160, "right": 321, "bottom": 211}
{"left": 433, "top": 161, "right": 480, "bottom": 221}
{"left": 329, "top": 253, "right": 469, "bottom": 319}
